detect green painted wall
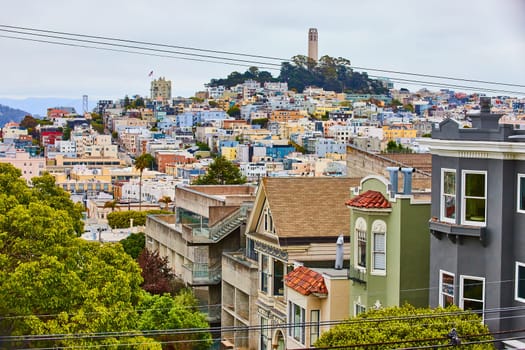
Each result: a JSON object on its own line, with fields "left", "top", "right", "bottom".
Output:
{"left": 348, "top": 176, "right": 430, "bottom": 315}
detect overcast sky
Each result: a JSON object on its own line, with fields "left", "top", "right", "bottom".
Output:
{"left": 0, "top": 0, "right": 524, "bottom": 101}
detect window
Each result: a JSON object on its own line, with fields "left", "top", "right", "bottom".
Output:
{"left": 518, "top": 175, "right": 525, "bottom": 213}
{"left": 462, "top": 171, "right": 487, "bottom": 225}
{"left": 441, "top": 169, "right": 456, "bottom": 222}
{"left": 515, "top": 262, "right": 525, "bottom": 302}
{"left": 263, "top": 207, "right": 274, "bottom": 234}
{"left": 372, "top": 220, "right": 386, "bottom": 273}
{"left": 310, "top": 310, "right": 320, "bottom": 346}
{"left": 355, "top": 218, "right": 367, "bottom": 269}
{"left": 460, "top": 275, "right": 484, "bottom": 319}
{"left": 261, "top": 255, "right": 269, "bottom": 293}
{"left": 260, "top": 317, "right": 268, "bottom": 350}
{"left": 288, "top": 302, "right": 305, "bottom": 344}
{"left": 273, "top": 259, "right": 284, "bottom": 296}
{"left": 355, "top": 303, "right": 366, "bottom": 316}
{"left": 439, "top": 270, "right": 455, "bottom": 307}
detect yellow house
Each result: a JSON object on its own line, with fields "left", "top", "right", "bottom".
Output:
{"left": 382, "top": 124, "right": 417, "bottom": 141}
{"left": 221, "top": 147, "right": 237, "bottom": 161}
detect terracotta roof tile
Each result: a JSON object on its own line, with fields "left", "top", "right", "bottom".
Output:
{"left": 285, "top": 266, "right": 328, "bottom": 296}
{"left": 345, "top": 190, "right": 391, "bottom": 209}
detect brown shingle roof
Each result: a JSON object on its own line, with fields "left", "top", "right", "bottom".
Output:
{"left": 262, "top": 177, "right": 358, "bottom": 238}
{"left": 345, "top": 190, "right": 391, "bottom": 209}
{"left": 285, "top": 266, "right": 328, "bottom": 296}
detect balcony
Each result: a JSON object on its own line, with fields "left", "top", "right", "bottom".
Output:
{"left": 348, "top": 266, "right": 367, "bottom": 284}
{"left": 429, "top": 219, "right": 487, "bottom": 246}
{"left": 182, "top": 262, "right": 221, "bottom": 286}
{"left": 178, "top": 208, "right": 246, "bottom": 243}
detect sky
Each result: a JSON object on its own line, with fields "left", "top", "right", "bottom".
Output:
{"left": 0, "top": 0, "right": 524, "bottom": 104}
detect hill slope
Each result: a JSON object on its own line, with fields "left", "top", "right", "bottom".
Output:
{"left": 0, "top": 104, "right": 30, "bottom": 127}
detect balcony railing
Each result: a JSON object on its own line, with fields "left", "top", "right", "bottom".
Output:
{"left": 181, "top": 209, "right": 246, "bottom": 242}
{"left": 182, "top": 261, "right": 221, "bottom": 285}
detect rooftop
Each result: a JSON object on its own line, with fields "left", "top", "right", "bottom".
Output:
{"left": 345, "top": 190, "right": 391, "bottom": 209}
{"left": 285, "top": 266, "right": 328, "bottom": 296}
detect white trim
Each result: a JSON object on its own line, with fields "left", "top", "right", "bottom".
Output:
{"left": 354, "top": 217, "right": 367, "bottom": 270}
{"left": 371, "top": 220, "right": 386, "bottom": 275}
{"left": 517, "top": 174, "right": 525, "bottom": 214}
{"left": 418, "top": 138, "right": 525, "bottom": 160}
{"left": 354, "top": 302, "right": 366, "bottom": 316}
{"left": 461, "top": 170, "right": 487, "bottom": 227}
{"left": 459, "top": 275, "right": 485, "bottom": 321}
{"left": 515, "top": 261, "right": 525, "bottom": 303}
{"left": 440, "top": 168, "right": 457, "bottom": 223}
{"left": 438, "top": 270, "right": 455, "bottom": 307}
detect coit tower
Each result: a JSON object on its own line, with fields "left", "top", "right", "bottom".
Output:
{"left": 308, "top": 28, "right": 318, "bottom": 61}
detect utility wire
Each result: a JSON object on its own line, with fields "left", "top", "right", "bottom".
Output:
{"left": 2, "top": 32, "right": 521, "bottom": 96}
{"left": 0, "top": 28, "right": 282, "bottom": 68}
{"left": 0, "top": 34, "right": 279, "bottom": 71}
{"left": 1, "top": 23, "right": 523, "bottom": 89}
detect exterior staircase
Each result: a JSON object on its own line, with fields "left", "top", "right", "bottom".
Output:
{"left": 210, "top": 209, "right": 246, "bottom": 242}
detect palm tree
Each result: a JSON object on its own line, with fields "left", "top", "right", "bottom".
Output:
{"left": 134, "top": 153, "right": 155, "bottom": 212}
{"left": 158, "top": 196, "right": 172, "bottom": 211}
{"left": 103, "top": 200, "right": 118, "bottom": 212}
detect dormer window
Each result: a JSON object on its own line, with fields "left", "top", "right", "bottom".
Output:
{"left": 264, "top": 207, "right": 274, "bottom": 234}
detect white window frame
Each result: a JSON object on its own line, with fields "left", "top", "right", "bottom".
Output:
{"left": 459, "top": 275, "right": 485, "bottom": 321}
{"left": 371, "top": 220, "right": 386, "bottom": 275}
{"left": 288, "top": 301, "right": 305, "bottom": 345}
{"left": 461, "top": 170, "right": 487, "bottom": 226}
{"left": 439, "top": 270, "right": 455, "bottom": 307}
{"left": 354, "top": 217, "right": 367, "bottom": 270}
{"left": 354, "top": 303, "right": 366, "bottom": 316}
{"left": 515, "top": 261, "right": 525, "bottom": 303}
{"left": 440, "top": 168, "right": 457, "bottom": 223}
{"left": 517, "top": 174, "right": 525, "bottom": 214}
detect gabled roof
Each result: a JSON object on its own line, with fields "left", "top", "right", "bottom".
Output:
{"left": 254, "top": 177, "right": 358, "bottom": 239}
{"left": 285, "top": 266, "right": 328, "bottom": 296}
{"left": 345, "top": 190, "right": 391, "bottom": 209}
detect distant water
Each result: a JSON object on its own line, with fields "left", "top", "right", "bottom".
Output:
{"left": 0, "top": 97, "right": 97, "bottom": 116}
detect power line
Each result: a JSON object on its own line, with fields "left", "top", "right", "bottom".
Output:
{"left": 2, "top": 306, "right": 521, "bottom": 343}
{"left": 0, "top": 28, "right": 282, "bottom": 68}
{"left": 0, "top": 34, "right": 279, "bottom": 71}
{"left": 2, "top": 32, "right": 521, "bottom": 97}
{"left": 0, "top": 23, "right": 523, "bottom": 91}
{"left": 2, "top": 23, "right": 523, "bottom": 89}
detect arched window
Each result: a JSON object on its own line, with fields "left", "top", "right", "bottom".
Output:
{"left": 371, "top": 220, "right": 387, "bottom": 274}
{"left": 355, "top": 218, "right": 367, "bottom": 269}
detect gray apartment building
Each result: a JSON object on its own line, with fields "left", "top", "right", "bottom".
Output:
{"left": 422, "top": 97, "right": 525, "bottom": 341}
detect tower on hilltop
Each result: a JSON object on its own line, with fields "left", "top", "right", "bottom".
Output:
{"left": 150, "top": 77, "right": 172, "bottom": 101}
{"left": 308, "top": 28, "right": 318, "bottom": 62}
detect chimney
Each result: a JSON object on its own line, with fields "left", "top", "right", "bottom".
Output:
{"left": 335, "top": 234, "right": 344, "bottom": 270}
{"left": 386, "top": 167, "right": 401, "bottom": 195}
{"left": 401, "top": 168, "right": 415, "bottom": 195}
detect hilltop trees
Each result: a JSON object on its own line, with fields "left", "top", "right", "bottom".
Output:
{"left": 315, "top": 305, "right": 493, "bottom": 349}
{"left": 208, "top": 56, "right": 389, "bottom": 94}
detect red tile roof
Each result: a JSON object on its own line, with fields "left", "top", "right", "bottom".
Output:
{"left": 285, "top": 266, "right": 328, "bottom": 296}
{"left": 345, "top": 190, "right": 391, "bottom": 209}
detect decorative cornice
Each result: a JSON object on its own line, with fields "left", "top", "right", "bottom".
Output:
{"left": 254, "top": 240, "right": 288, "bottom": 261}
{"left": 418, "top": 138, "right": 525, "bottom": 160}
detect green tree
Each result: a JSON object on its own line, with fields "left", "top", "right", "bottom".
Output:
{"left": 107, "top": 210, "right": 171, "bottom": 229}
{"left": 226, "top": 105, "right": 241, "bottom": 118}
{"left": 135, "top": 153, "right": 155, "bottom": 211}
{"left": 31, "top": 172, "right": 85, "bottom": 235}
{"left": 193, "top": 156, "right": 246, "bottom": 185}
{"left": 315, "top": 305, "right": 493, "bottom": 349}
{"left": 120, "top": 232, "right": 146, "bottom": 259}
{"left": 139, "top": 291, "right": 212, "bottom": 350}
